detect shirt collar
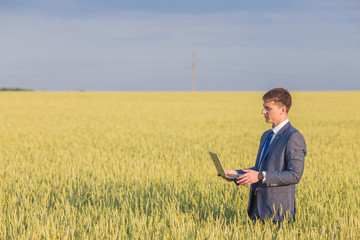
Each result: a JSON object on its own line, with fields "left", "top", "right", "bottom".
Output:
{"left": 272, "top": 119, "right": 289, "bottom": 134}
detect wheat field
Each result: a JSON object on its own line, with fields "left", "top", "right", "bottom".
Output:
{"left": 0, "top": 91, "right": 359, "bottom": 239}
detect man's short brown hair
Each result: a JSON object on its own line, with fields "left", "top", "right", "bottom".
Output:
{"left": 263, "top": 88, "right": 292, "bottom": 113}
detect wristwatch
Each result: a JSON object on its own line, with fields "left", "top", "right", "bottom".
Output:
{"left": 258, "top": 171, "right": 265, "bottom": 182}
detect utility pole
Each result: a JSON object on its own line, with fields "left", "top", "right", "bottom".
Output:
{"left": 192, "top": 51, "right": 196, "bottom": 92}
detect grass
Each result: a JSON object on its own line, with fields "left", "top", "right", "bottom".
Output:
{"left": 0, "top": 91, "right": 359, "bottom": 239}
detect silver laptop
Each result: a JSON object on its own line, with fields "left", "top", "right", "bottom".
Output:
{"left": 209, "top": 151, "right": 243, "bottom": 181}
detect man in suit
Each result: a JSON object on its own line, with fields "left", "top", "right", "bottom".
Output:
{"left": 224, "top": 88, "right": 306, "bottom": 223}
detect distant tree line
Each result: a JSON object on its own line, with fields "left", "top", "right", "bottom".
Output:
{"left": 0, "top": 87, "right": 32, "bottom": 91}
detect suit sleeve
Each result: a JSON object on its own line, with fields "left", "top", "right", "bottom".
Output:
{"left": 265, "top": 131, "right": 306, "bottom": 187}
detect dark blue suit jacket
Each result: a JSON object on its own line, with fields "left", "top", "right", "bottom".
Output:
{"left": 239, "top": 122, "right": 306, "bottom": 221}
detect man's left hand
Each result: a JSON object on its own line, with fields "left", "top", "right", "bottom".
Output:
{"left": 236, "top": 169, "right": 259, "bottom": 186}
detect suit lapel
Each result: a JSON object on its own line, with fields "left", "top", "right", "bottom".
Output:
{"left": 258, "top": 122, "right": 292, "bottom": 170}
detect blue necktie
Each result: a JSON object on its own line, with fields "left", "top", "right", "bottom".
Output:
{"left": 251, "top": 130, "right": 274, "bottom": 191}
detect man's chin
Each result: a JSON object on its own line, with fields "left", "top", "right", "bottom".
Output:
{"left": 265, "top": 119, "right": 273, "bottom": 124}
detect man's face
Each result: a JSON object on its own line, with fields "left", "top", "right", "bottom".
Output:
{"left": 261, "top": 100, "right": 287, "bottom": 126}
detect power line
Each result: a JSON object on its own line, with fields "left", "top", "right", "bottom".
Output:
{"left": 192, "top": 50, "right": 196, "bottom": 92}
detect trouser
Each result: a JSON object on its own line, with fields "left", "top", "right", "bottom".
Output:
{"left": 248, "top": 190, "right": 259, "bottom": 221}
{"left": 248, "top": 190, "right": 283, "bottom": 226}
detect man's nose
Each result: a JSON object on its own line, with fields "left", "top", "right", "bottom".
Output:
{"left": 261, "top": 108, "right": 266, "bottom": 114}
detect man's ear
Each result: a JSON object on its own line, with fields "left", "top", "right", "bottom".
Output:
{"left": 280, "top": 105, "right": 287, "bottom": 114}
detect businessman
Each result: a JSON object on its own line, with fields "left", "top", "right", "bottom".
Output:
{"left": 224, "top": 88, "right": 306, "bottom": 223}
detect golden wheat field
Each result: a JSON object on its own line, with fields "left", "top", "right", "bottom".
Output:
{"left": 0, "top": 91, "right": 359, "bottom": 239}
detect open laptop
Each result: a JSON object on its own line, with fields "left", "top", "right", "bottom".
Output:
{"left": 209, "top": 151, "right": 243, "bottom": 181}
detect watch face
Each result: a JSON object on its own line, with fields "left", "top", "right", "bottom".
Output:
{"left": 258, "top": 172, "right": 264, "bottom": 181}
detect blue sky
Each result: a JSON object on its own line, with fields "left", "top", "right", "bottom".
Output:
{"left": 0, "top": 0, "right": 359, "bottom": 91}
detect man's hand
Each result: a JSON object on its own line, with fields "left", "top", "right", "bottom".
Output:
{"left": 224, "top": 169, "right": 238, "bottom": 182}
{"left": 236, "top": 169, "right": 259, "bottom": 186}
{"left": 225, "top": 169, "right": 237, "bottom": 176}
{"left": 217, "top": 169, "right": 238, "bottom": 182}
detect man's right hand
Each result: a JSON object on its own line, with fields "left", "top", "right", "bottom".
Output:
{"left": 217, "top": 169, "right": 238, "bottom": 182}
{"left": 225, "top": 169, "right": 237, "bottom": 176}
{"left": 225, "top": 169, "right": 239, "bottom": 182}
